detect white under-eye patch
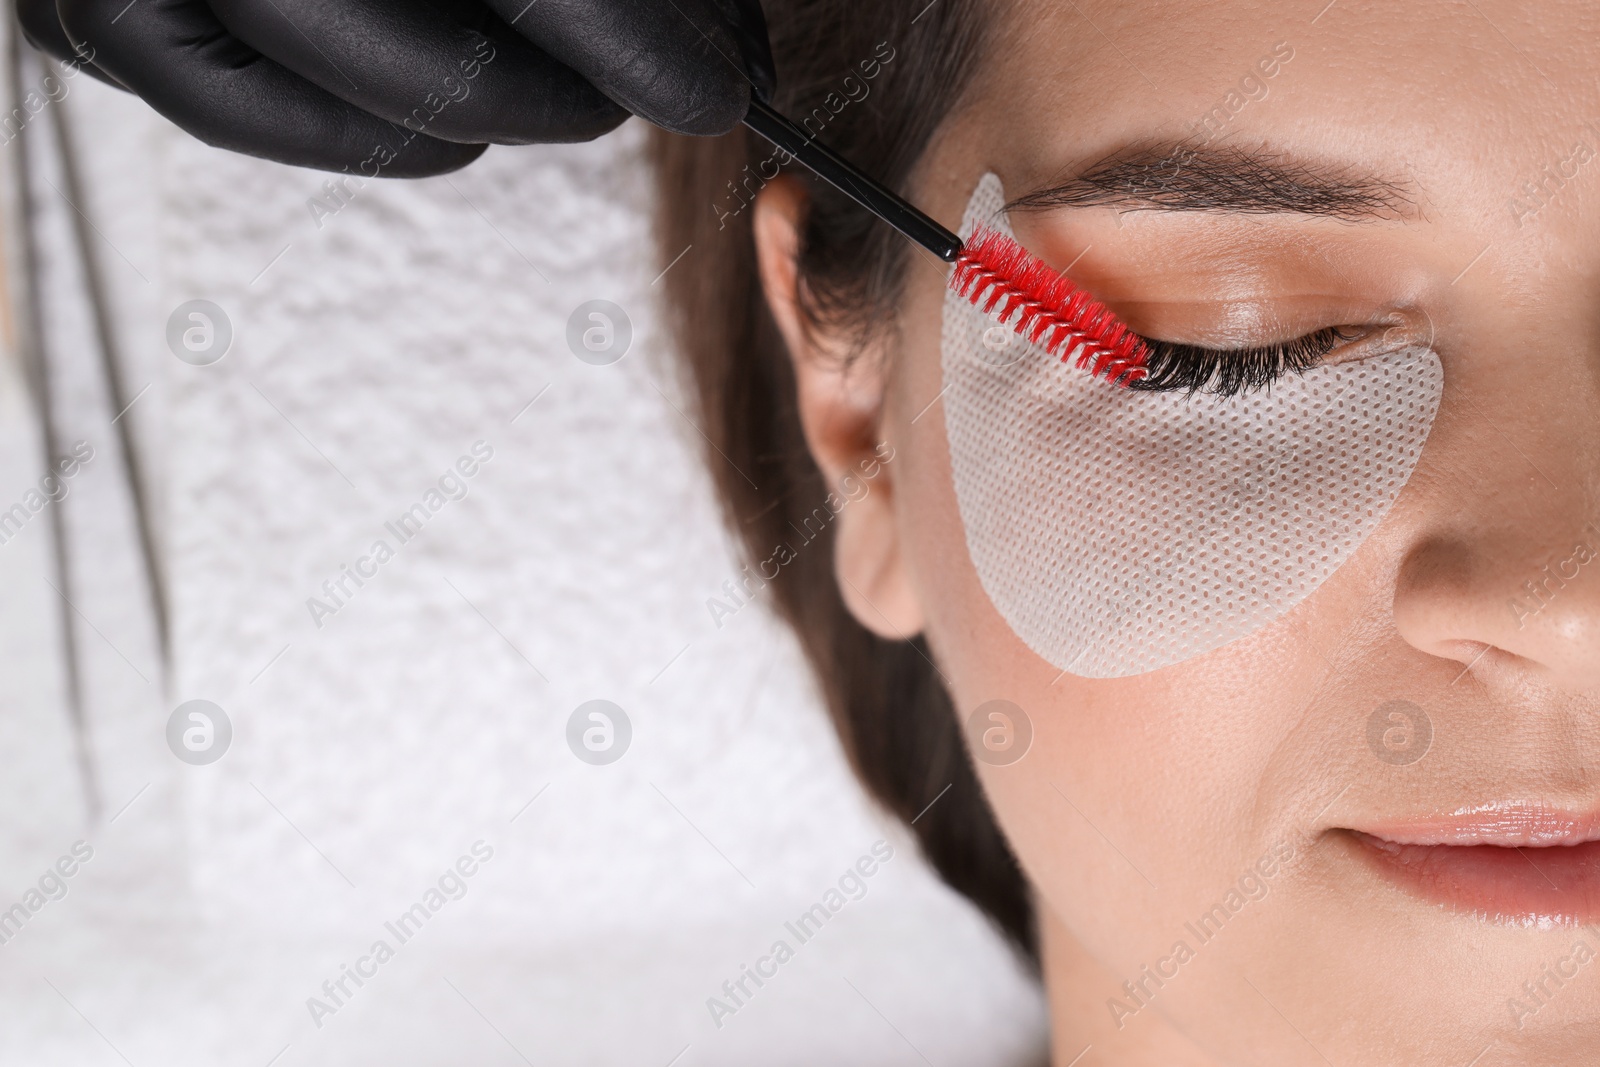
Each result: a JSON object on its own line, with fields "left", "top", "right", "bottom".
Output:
{"left": 941, "top": 173, "right": 1443, "bottom": 679}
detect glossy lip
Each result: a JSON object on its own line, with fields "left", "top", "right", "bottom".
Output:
{"left": 1353, "top": 804, "right": 1600, "bottom": 847}
{"left": 1343, "top": 805, "right": 1600, "bottom": 926}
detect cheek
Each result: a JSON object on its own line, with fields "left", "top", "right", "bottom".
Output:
{"left": 894, "top": 335, "right": 1314, "bottom": 984}
{"left": 891, "top": 234, "right": 1269, "bottom": 902}
{"left": 894, "top": 424, "right": 1358, "bottom": 1012}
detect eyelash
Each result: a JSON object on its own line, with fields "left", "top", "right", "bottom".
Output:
{"left": 1128, "top": 326, "right": 1366, "bottom": 397}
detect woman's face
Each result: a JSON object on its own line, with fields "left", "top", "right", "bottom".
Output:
{"left": 759, "top": 1, "right": 1600, "bottom": 1063}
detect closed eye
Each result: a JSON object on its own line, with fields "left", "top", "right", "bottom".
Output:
{"left": 1129, "top": 326, "right": 1366, "bottom": 397}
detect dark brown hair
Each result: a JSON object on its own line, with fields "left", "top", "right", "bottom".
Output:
{"left": 648, "top": 1, "right": 1035, "bottom": 960}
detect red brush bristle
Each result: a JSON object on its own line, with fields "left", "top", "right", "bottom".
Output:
{"left": 950, "top": 224, "right": 1149, "bottom": 385}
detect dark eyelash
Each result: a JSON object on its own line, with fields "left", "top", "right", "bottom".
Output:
{"left": 1128, "top": 326, "right": 1365, "bottom": 397}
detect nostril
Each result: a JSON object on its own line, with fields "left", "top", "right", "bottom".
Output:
{"left": 1394, "top": 530, "right": 1600, "bottom": 689}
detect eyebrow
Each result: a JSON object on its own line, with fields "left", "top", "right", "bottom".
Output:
{"left": 1006, "top": 143, "right": 1416, "bottom": 221}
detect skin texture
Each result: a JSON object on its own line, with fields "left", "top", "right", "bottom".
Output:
{"left": 755, "top": 2, "right": 1600, "bottom": 1064}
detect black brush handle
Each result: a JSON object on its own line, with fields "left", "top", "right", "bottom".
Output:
{"left": 742, "top": 97, "right": 964, "bottom": 263}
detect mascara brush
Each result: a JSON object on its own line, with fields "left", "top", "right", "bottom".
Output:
{"left": 743, "top": 97, "right": 1149, "bottom": 385}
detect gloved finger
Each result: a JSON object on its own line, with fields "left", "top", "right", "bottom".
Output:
{"left": 204, "top": 0, "right": 628, "bottom": 145}
{"left": 481, "top": 0, "right": 762, "bottom": 136}
{"left": 15, "top": 0, "right": 121, "bottom": 87}
{"left": 56, "top": 0, "right": 486, "bottom": 177}
{"left": 712, "top": 0, "right": 774, "bottom": 103}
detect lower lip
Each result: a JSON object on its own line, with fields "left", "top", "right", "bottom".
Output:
{"left": 1347, "top": 831, "right": 1600, "bottom": 925}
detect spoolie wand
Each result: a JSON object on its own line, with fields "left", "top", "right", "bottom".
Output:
{"left": 742, "top": 97, "right": 1149, "bottom": 385}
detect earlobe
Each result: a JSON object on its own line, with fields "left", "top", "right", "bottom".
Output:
{"left": 752, "top": 176, "right": 926, "bottom": 640}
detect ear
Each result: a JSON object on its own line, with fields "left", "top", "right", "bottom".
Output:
{"left": 752, "top": 175, "right": 926, "bottom": 640}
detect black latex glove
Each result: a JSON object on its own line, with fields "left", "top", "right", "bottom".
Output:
{"left": 16, "top": 0, "right": 775, "bottom": 177}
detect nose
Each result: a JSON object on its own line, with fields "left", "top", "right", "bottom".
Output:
{"left": 1388, "top": 252, "right": 1600, "bottom": 689}
{"left": 1393, "top": 519, "right": 1600, "bottom": 690}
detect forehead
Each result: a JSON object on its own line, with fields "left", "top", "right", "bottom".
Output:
{"left": 951, "top": 0, "right": 1600, "bottom": 223}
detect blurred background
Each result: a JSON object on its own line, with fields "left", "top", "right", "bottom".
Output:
{"left": 0, "top": 25, "right": 1045, "bottom": 1066}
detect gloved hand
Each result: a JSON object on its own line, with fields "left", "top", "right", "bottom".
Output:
{"left": 17, "top": 0, "right": 775, "bottom": 177}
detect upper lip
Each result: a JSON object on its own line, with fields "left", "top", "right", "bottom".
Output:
{"left": 1347, "top": 802, "right": 1600, "bottom": 847}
